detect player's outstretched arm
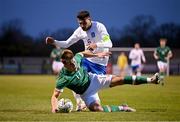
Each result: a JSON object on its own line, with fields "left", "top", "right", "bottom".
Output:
{"left": 141, "top": 50, "right": 146, "bottom": 63}
{"left": 153, "top": 50, "right": 159, "bottom": 60}
{"left": 166, "top": 51, "right": 173, "bottom": 60}
{"left": 80, "top": 50, "right": 111, "bottom": 58}
{"left": 51, "top": 89, "right": 62, "bottom": 113}
{"left": 45, "top": 29, "right": 80, "bottom": 48}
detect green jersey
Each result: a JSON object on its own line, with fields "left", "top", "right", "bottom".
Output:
{"left": 155, "top": 46, "right": 171, "bottom": 62}
{"left": 56, "top": 53, "right": 90, "bottom": 94}
{"left": 50, "top": 48, "right": 63, "bottom": 62}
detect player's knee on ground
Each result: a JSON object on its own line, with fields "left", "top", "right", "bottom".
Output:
{"left": 89, "top": 101, "right": 103, "bottom": 112}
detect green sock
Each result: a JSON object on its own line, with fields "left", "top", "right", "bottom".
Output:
{"left": 124, "top": 76, "right": 148, "bottom": 84}
{"left": 123, "top": 76, "right": 133, "bottom": 84}
{"left": 102, "top": 105, "right": 122, "bottom": 112}
{"left": 102, "top": 105, "right": 111, "bottom": 112}
{"left": 136, "top": 76, "right": 148, "bottom": 84}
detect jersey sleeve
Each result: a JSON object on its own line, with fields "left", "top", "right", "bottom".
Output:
{"left": 96, "top": 23, "right": 112, "bottom": 48}
{"left": 55, "top": 76, "right": 67, "bottom": 91}
{"left": 74, "top": 53, "right": 83, "bottom": 64}
{"left": 54, "top": 28, "right": 81, "bottom": 48}
{"left": 129, "top": 50, "right": 136, "bottom": 59}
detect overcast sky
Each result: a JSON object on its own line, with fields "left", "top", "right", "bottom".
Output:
{"left": 0, "top": 0, "right": 180, "bottom": 37}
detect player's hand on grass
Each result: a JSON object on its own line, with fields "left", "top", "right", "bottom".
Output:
{"left": 52, "top": 108, "right": 58, "bottom": 113}
{"left": 46, "top": 37, "right": 55, "bottom": 45}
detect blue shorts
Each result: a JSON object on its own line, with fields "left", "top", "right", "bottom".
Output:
{"left": 131, "top": 64, "right": 140, "bottom": 72}
{"left": 82, "top": 58, "right": 106, "bottom": 75}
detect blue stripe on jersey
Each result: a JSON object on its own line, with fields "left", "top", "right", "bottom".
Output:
{"left": 82, "top": 58, "right": 106, "bottom": 75}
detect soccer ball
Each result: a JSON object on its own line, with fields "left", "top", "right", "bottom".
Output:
{"left": 57, "top": 98, "right": 73, "bottom": 113}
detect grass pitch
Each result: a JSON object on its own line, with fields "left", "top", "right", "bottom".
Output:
{"left": 0, "top": 75, "right": 180, "bottom": 121}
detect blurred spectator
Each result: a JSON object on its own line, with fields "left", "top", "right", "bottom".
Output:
{"left": 117, "top": 52, "right": 128, "bottom": 76}
{"left": 129, "top": 43, "right": 146, "bottom": 76}
{"left": 50, "top": 46, "right": 64, "bottom": 75}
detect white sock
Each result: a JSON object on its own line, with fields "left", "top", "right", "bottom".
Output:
{"left": 147, "top": 78, "right": 151, "bottom": 83}
{"left": 118, "top": 106, "right": 124, "bottom": 111}
{"left": 132, "top": 75, "right": 136, "bottom": 85}
{"left": 72, "top": 91, "right": 82, "bottom": 104}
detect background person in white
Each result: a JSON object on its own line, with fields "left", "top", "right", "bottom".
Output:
{"left": 46, "top": 10, "right": 112, "bottom": 111}
{"left": 129, "top": 43, "right": 146, "bottom": 76}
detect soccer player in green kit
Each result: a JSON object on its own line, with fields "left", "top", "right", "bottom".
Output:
{"left": 51, "top": 49, "right": 160, "bottom": 113}
{"left": 154, "top": 38, "right": 173, "bottom": 80}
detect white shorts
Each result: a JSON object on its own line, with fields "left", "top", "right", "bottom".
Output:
{"left": 80, "top": 73, "right": 112, "bottom": 107}
{"left": 52, "top": 61, "right": 64, "bottom": 73}
{"left": 157, "top": 61, "right": 167, "bottom": 70}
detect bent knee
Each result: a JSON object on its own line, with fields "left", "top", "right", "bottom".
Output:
{"left": 89, "top": 102, "right": 103, "bottom": 112}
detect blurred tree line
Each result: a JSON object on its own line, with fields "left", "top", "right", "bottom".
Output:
{"left": 0, "top": 15, "right": 180, "bottom": 57}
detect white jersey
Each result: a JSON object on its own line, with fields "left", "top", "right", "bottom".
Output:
{"left": 129, "top": 48, "right": 146, "bottom": 66}
{"left": 54, "top": 21, "right": 112, "bottom": 66}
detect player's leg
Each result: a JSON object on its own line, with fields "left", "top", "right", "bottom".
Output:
{"left": 157, "top": 61, "right": 166, "bottom": 80}
{"left": 136, "top": 71, "right": 141, "bottom": 76}
{"left": 81, "top": 93, "right": 135, "bottom": 112}
{"left": 81, "top": 93, "right": 103, "bottom": 112}
{"left": 72, "top": 58, "right": 106, "bottom": 111}
{"left": 102, "top": 104, "right": 136, "bottom": 112}
{"left": 110, "top": 73, "right": 160, "bottom": 87}
{"left": 136, "top": 64, "right": 142, "bottom": 76}
{"left": 131, "top": 65, "right": 138, "bottom": 75}
{"left": 81, "top": 73, "right": 136, "bottom": 112}
{"left": 87, "top": 72, "right": 160, "bottom": 91}
{"left": 88, "top": 101, "right": 136, "bottom": 112}
{"left": 72, "top": 91, "right": 86, "bottom": 111}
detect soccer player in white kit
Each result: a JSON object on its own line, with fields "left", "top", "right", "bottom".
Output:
{"left": 46, "top": 10, "right": 112, "bottom": 111}
{"left": 129, "top": 43, "right": 146, "bottom": 76}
